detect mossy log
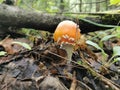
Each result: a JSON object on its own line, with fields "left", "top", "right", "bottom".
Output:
{"left": 0, "top": 4, "right": 120, "bottom": 33}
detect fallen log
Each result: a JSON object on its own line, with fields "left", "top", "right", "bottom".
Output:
{"left": 0, "top": 4, "right": 119, "bottom": 33}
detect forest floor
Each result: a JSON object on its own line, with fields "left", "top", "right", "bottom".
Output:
{"left": 0, "top": 28, "right": 120, "bottom": 90}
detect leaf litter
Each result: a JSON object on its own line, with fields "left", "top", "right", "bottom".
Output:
{"left": 0, "top": 30, "right": 119, "bottom": 90}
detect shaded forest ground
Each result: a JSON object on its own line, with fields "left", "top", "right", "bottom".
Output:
{"left": 0, "top": 2, "right": 120, "bottom": 90}
{"left": 0, "top": 27, "right": 120, "bottom": 90}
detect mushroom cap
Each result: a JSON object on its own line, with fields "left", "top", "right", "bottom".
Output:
{"left": 53, "top": 20, "right": 81, "bottom": 44}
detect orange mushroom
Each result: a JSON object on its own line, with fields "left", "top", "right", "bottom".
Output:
{"left": 53, "top": 20, "right": 81, "bottom": 63}
{"left": 54, "top": 20, "right": 81, "bottom": 44}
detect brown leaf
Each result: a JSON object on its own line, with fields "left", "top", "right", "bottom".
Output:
{"left": 0, "top": 37, "right": 17, "bottom": 54}
{"left": 47, "top": 45, "right": 67, "bottom": 64}
{"left": 0, "top": 37, "right": 32, "bottom": 54}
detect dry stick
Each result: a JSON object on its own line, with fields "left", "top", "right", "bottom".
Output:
{"left": 47, "top": 51, "right": 92, "bottom": 90}
{"left": 70, "top": 71, "right": 77, "bottom": 90}
{"left": 47, "top": 50, "right": 120, "bottom": 89}
{"left": 0, "top": 74, "right": 15, "bottom": 90}
{"left": 80, "top": 52, "right": 120, "bottom": 90}
{"left": 58, "top": 75, "right": 92, "bottom": 90}
{"left": 47, "top": 48, "right": 120, "bottom": 89}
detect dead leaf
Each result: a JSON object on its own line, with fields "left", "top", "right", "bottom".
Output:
{"left": 0, "top": 38, "right": 17, "bottom": 54}
{"left": 0, "top": 37, "right": 32, "bottom": 55}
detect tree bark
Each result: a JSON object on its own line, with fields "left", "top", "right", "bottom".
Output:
{"left": 96, "top": 0, "right": 100, "bottom": 12}
{"left": 0, "top": 4, "right": 119, "bottom": 33}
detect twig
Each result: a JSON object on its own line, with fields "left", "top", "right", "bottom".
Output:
{"left": 58, "top": 75, "right": 92, "bottom": 90}
{"left": 70, "top": 71, "right": 77, "bottom": 90}
{"left": 80, "top": 51, "right": 120, "bottom": 90}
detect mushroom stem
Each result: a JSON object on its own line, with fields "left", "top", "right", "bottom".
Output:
{"left": 61, "top": 44, "right": 74, "bottom": 64}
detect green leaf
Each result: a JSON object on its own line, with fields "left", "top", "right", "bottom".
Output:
{"left": 99, "top": 35, "right": 117, "bottom": 48}
{"left": 77, "top": 61, "right": 82, "bottom": 65}
{"left": 110, "top": 0, "right": 120, "bottom": 5}
{"left": 80, "top": 18, "right": 116, "bottom": 28}
{"left": 112, "top": 58, "right": 120, "bottom": 63}
{"left": 0, "top": 51, "right": 7, "bottom": 56}
{"left": 86, "top": 40, "right": 107, "bottom": 58}
{"left": 107, "top": 46, "right": 120, "bottom": 64}
{"left": 12, "top": 41, "right": 31, "bottom": 50}
{"left": 116, "top": 26, "right": 120, "bottom": 31}
{"left": 115, "top": 26, "right": 120, "bottom": 38}
{"left": 86, "top": 40, "right": 102, "bottom": 50}
{"left": 101, "top": 35, "right": 116, "bottom": 42}
{"left": 98, "top": 26, "right": 120, "bottom": 48}
{"left": 113, "top": 46, "right": 120, "bottom": 56}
